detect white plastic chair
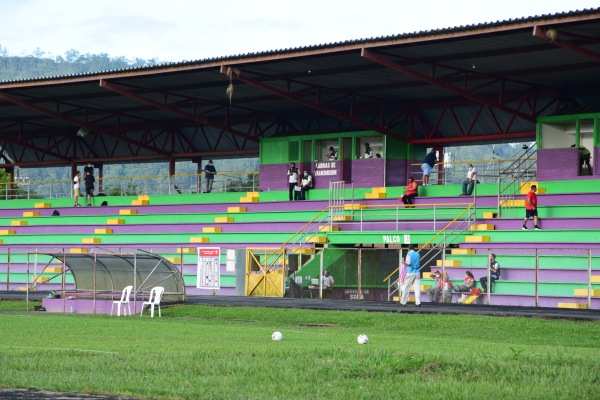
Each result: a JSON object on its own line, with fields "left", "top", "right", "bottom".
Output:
{"left": 140, "top": 286, "right": 164, "bottom": 318}
{"left": 111, "top": 285, "right": 133, "bottom": 316}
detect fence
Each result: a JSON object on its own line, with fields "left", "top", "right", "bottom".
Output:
{"left": 0, "top": 171, "right": 259, "bottom": 200}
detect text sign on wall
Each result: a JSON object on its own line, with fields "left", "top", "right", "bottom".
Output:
{"left": 197, "top": 247, "right": 221, "bottom": 289}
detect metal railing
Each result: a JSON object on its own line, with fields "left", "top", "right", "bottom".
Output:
{"left": 0, "top": 171, "right": 260, "bottom": 200}
{"left": 497, "top": 146, "right": 537, "bottom": 218}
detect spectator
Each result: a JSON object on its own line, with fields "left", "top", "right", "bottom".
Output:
{"left": 522, "top": 184, "right": 541, "bottom": 230}
{"left": 441, "top": 273, "right": 455, "bottom": 303}
{"left": 400, "top": 244, "right": 421, "bottom": 307}
{"left": 83, "top": 163, "right": 94, "bottom": 175}
{"left": 572, "top": 144, "right": 592, "bottom": 175}
{"left": 421, "top": 149, "right": 437, "bottom": 186}
{"left": 83, "top": 170, "right": 95, "bottom": 206}
{"left": 361, "top": 143, "right": 374, "bottom": 159}
{"left": 401, "top": 175, "right": 418, "bottom": 208}
{"left": 287, "top": 162, "right": 299, "bottom": 201}
{"left": 327, "top": 146, "right": 338, "bottom": 160}
{"left": 300, "top": 170, "right": 312, "bottom": 200}
{"left": 322, "top": 270, "right": 334, "bottom": 289}
{"left": 426, "top": 271, "right": 442, "bottom": 302}
{"left": 455, "top": 271, "right": 476, "bottom": 292}
{"left": 480, "top": 253, "right": 501, "bottom": 293}
{"left": 73, "top": 171, "right": 81, "bottom": 207}
{"left": 204, "top": 160, "right": 217, "bottom": 193}
{"left": 460, "top": 164, "right": 477, "bottom": 196}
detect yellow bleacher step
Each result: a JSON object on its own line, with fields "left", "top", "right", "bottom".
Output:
{"left": 451, "top": 248, "right": 476, "bottom": 255}
{"left": 519, "top": 182, "right": 546, "bottom": 194}
{"left": 344, "top": 203, "right": 366, "bottom": 210}
{"left": 137, "top": 195, "right": 150, "bottom": 201}
{"left": 0, "top": 239, "right": 3, "bottom": 244}
{"left": 470, "top": 224, "right": 495, "bottom": 231}
{"left": 203, "top": 227, "right": 222, "bottom": 233}
{"left": 177, "top": 248, "right": 197, "bottom": 254}
{"left": 423, "top": 272, "right": 433, "bottom": 278}
{"left": 190, "top": 237, "right": 210, "bottom": 243}
{"left": 482, "top": 212, "right": 498, "bottom": 219}
{"left": 558, "top": 302, "right": 588, "bottom": 309}
{"left": 82, "top": 238, "right": 101, "bottom": 244}
{"left": 34, "top": 202, "right": 51, "bottom": 208}
{"left": 23, "top": 211, "right": 40, "bottom": 217}
{"left": 240, "top": 196, "right": 259, "bottom": 203}
{"left": 365, "top": 192, "right": 386, "bottom": 199}
{"left": 0, "top": 229, "right": 16, "bottom": 235}
{"left": 291, "top": 248, "right": 312, "bottom": 255}
{"left": 500, "top": 199, "right": 525, "bottom": 207}
{"left": 166, "top": 257, "right": 182, "bottom": 264}
{"left": 46, "top": 266, "right": 63, "bottom": 273}
{"left": 307, "top": 236, "right": 327, "bottom": 243}
{"left": 70, "top": 248, "right": 89, "bottom": 254}
{"left": 436, "top": 259, "right": 462, "bottom": 267}
{"left": 227, "top": 207, "right": 246, "bottom": 213}
{"left": 332, "top": 215, "right": 351, "bottom": 221}
{"left": 119, "top": 209, "right": 138, "bottom": 215}
{"left": 410, "top": 285, "right": 432, "bottom": 291}
{"left": 31, "top": 276, "right": 49, "bottom": 283}
{"left": 373, "top": 187, "right": 387, "bottom": 194}
{"left": 11, "top": 220, "right": 27, "bottom": 226}
{"left": 107, "top": 219, "right": 125, "bottom": 225}
{"left": 318, "top": 225, "right": 339, "bottom": 232}
{"left": 574, "top": 289, "right": 600, "bottom": 297}
{"left": 95, "top": 228, "right": 113, "bottom": 234}
{"left": 215, "top": 217, "right": 233, "bottom": 223}
{"left": 132, "top": 199, "right": 149, "bottom": 206}
{"left": 465, "top": 235, "right": 490, "bottom": 243}
{"left": 591, "top": 276, "right": 600, "bottom": 283}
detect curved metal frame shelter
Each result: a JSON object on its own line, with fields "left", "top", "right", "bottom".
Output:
{"left": 27, "top": 252, "right": 186, "bottom": 312}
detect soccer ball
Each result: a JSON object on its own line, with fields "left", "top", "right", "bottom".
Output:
{"left": 357, "top": 334, "right": 369, "bottom": 344}
{"left": 272, "top": 331, "right": 283, "bottom": 341}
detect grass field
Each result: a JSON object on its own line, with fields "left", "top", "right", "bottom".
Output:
{"left": 0, "top": 300, "right": 599, "bottom": 399}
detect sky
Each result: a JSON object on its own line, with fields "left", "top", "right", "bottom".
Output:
{"left": 0, "top": 0, "right": 599, "bottom": 62}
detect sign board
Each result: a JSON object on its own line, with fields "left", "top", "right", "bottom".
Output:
{"left": 197, "top": 247, "right": 221, "bottom": 289}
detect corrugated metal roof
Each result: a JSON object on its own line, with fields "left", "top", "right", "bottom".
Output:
{"left": 1, "top": 8, "right": 600, "bottom": 166}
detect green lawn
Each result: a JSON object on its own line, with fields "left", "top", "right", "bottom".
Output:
{"left": 0, "top": 301, "right": 599, "bottom": 399}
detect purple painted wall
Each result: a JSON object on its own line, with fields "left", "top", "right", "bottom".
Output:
{"left": 537, "top": 148, "right": 578, "bottom": 181}
{"left": 261, "top": 158, "right": 392, "bottom": 190}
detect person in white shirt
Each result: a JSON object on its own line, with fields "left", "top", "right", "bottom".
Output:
{"left": 460, "top": 164, "right": 477, "bottom": 196}
{"left": 327, "top": 146, "right": 338, "bottom": 160}
{"left": 362, "top": 143, "right": 374, "bottom": 159}
{"left": 73, "top": 171, "right": 81, "bottom": 206}
{"left": 322, "top": 270, "right": 334, "bottom": 289}
{"left": 300, "top": 170, "right": 312, "bottom": 200}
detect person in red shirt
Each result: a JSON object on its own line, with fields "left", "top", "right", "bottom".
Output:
{"left": 522, "top": 185, "right": 541, "bottom": 230}
{"left": 401, "top": 176, "right": 418, "bottom": 208}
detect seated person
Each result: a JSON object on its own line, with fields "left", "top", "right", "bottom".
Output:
{"left": 454, "top": 271, "right": 476, "bottom": 292}
{"left": 441, "top": 273, "right": 455, "bottom": 303}
{"left": 300, "top": 170, "right": 312, "bottom": 200}
{"left": 460, "top": 164, "right": 477, "bottom": 196}
{"left": 401, "top": 176, "right": 418, "bottom": 207}
{"left": 426, "top": 271, "right": 442, "bottom": 302}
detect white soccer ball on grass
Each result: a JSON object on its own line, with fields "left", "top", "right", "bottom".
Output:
{"left": 357, "top": 334, "right": 369, "bottom": 344}
{"left": 272, "top": 331, "right": 283, "bottom": 341}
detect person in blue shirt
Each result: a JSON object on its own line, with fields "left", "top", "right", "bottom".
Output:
{"left": 421, "top": 149, "right": 437, "bottom": 186}
{"left": 400, "top": 244, "right": 421, "bottom": 307}
{"left": 204, "top": 160, "right": 217, "bottom": 193}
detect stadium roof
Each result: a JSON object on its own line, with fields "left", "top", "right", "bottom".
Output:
{"left": 1, "top": 8, "right": 600, "bottom": 168}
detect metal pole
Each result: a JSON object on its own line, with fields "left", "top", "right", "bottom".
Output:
{"left": 319, "top": 251, "right": 323, "bottom": 299}
{"left": 534, "top": 248, "right": 539, "bottom": 307}
{"left": 588, "top": 249, "right": 592, "bottom": 309}
{"left": 357, "top": 248, "right": 362, "bottom": 301}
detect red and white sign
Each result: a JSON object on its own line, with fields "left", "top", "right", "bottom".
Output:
{"left": 197, "top": 247, "right": 221, "bottom": 290}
